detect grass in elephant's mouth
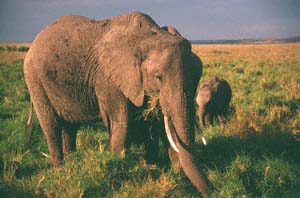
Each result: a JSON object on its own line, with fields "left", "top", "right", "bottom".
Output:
{"left": 1, "top": 43, "right": 300, "bottom": 197}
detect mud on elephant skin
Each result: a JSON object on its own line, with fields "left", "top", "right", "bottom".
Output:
{"left": 24, "top": 12, "right": 209, "bottom": 195}
{"left": 196, "top": 76, "right": 232, "bottom": 128}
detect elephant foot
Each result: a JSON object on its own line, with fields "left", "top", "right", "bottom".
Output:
{"left": 110, "top": 147, "right": 126, "bottom": 158}
{"left": 108, "top": 119, "right": 128, "bottom": 157}
{"left": 50, "top": 153, "right": 64, "bottom": 167}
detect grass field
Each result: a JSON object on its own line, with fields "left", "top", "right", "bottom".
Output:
{"left": 0, "top": 43, "right": 300, "bottom": 197}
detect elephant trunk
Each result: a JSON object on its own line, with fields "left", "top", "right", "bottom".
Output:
{"left": 160, "top": 86, "right": 209, "bottom": 196}
{"left": 178, "top": 142, "right": 209, "bottom": 195}
{"left": 197, "top": 106, "right": 205, "bottom": 128}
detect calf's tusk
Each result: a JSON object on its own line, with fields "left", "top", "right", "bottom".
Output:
{"left": 201, "top": 136, "right": 207, "bottom": 146}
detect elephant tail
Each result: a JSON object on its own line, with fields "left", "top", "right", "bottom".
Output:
{"left": 24, "top": 100, "right": 34, "bottom": 147}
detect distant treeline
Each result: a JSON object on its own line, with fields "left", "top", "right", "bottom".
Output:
{"left": 191, "top": 37, "right": 300, "bottom": 44}
{"left": 0, "top": 45, "right": 29, "bottom": 52}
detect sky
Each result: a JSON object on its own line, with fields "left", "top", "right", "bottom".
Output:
{"left": 0, "top": 0, "right": 300, "bottom": 42}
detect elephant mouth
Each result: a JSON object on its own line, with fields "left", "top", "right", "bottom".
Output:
{"left": 163, "top": 115, "right": 179, "bottom": 152}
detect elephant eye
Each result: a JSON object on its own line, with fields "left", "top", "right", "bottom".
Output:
{"left": 155, "top": 72, "right": 162, "bottom": 81}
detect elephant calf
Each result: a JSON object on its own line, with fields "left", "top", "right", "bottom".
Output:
{"left": 196, "top": 76, "right": 232, "bottom": 128}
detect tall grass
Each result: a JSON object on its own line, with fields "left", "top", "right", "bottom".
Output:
{"left": 0, "top": 43, "right": 300, "bottom": 197}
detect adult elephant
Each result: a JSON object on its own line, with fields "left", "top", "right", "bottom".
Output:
{"left": 24, "top": 12, "right": 208, "bottom": 195}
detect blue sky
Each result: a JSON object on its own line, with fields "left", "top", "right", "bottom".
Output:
{"left": 1, "top": 0, "right": 300, "bottom": 42}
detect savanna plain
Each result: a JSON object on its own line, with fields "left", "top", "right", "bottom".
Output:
{"left": 0, "top": 43, "right": 300, "bottom": 197}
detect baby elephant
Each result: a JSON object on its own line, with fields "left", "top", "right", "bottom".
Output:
{"left": 196, "top": 76, "right": 232, "bottom": 128}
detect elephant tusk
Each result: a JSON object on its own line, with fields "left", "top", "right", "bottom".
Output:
{"left": 164, "top": 116, "right": 179, "bottom": 153}
{"left": 27, "top": 100, "right": 33, "bottom": 125}
{"left": 201, "top": 136, "right": 207, "bottom": 146}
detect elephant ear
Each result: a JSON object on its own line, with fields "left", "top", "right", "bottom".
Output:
{"left": 97, "top": 38, "right": 144, "bottom": 107}
{"left": 162, "top": 26, "right": 182, "bottom": 37}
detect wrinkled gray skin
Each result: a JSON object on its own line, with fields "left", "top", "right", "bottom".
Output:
{"left": 24, "top": 12, "right": 208, "bottom": 195}
{"left": 196, "top": 76, "right": 232, "bottom": 128}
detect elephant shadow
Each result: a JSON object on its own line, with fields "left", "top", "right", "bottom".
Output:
{"left": 193, "top": 123, "right": 300, "bottom": 197}
{"left": 83, "top": 120, "right": 300, "bottom": 197}
{"left": 196, "top": 95, "right": 300, "bottom": 171}
{"left": 83, "top": 151, "right": 164, "bottom": 197}
{"left": 196, "top": 124, "right": 300, "bottom": 172}
{"left": 0, "top": 183, "right": 34, "bottom": 198}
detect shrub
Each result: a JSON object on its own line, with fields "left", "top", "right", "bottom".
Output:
{"left": 18, "top": 46, "right": 29, "bottom": 52}
{"left": 6, "top": 46, "right": 17, "bottom": 51}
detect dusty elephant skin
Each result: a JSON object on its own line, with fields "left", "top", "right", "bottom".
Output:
{"left": 196, "top": 76, "right": 232, "bottom": 128}
{"left": 24, "top": 11, "right": 208, "bottom": 195}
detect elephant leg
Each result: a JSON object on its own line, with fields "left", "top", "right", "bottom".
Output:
{"left": 98, "top": 103, "right": 128, "bottom": 155}
{"left": 62, "top": 122, "right": 78, "bottom": 155}
{"left": 109, "top": 121, "right": 128, "bottom": 154}
{"left": 217, "top": 114, "right": 225, "bottom": 126}
{"left": 26, "top": 75, "right": 63, "bottom": 166}
{"left": 204, "top": 113, "right": 210, "bottom": 126}
{"left": 38, "top": 109, "right": 63, "bottom": 167}
{"left": 200, "top": 114, "right": 205, "bottom": 128}
{"left": 95, "top": 82, "right": 128, "bottom": 155}
{"left": 168, "top": 146, "right": 181, "bottom": 173}
{"left": 197, "top": 108, "right": 205, "bottom": 128}
{"left": 202, "top": 113, "right": 210, "bottom": 126}
{"left": 106, "top": 102, "right": 128, "bottom": 155}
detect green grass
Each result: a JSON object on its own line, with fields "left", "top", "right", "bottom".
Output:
{"left": 1, "top": 44, "right": 300, "bottom": 197}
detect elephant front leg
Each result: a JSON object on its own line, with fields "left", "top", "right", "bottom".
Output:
{"left": 204, "top": 113, "right": 211, "bottom": 126}
{"left": 95, "top": 78, "right": 130, "bottom": 156}
{"left": 109, "top": 121, "right": 128, "bottom": 155}
{"left": 198, "top": 108, "right": 206, "bottom": 128}
{"left": 200, "top": 115, "right": 205, "bottom": 128}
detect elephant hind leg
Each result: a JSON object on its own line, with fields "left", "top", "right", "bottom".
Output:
{"left": 26, "top": 78, "right": 63, "bottom": 166}
{"left": 62, "top": 122, "right": 79, "bottom": 155}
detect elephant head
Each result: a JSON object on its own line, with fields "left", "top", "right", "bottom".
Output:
{"left": 95, "top": 13, "right": 208, "bottom": 194}
{"left": 196, "top": 76, "right": 232, "bottom": 128}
